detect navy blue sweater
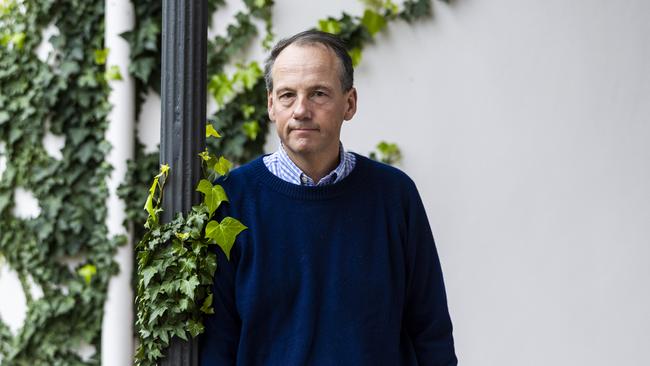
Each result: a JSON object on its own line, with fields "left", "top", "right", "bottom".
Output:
{"left": 200, "top": 154, "right": 457, "bottom": 366}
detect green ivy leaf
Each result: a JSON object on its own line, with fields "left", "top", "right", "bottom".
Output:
{"left": 384, "top": 0, "right": 399, "bottom": 15}
{"left": 196, "top": 179, "right": 228, "bottom": 216}
{"left": 78, "top": 264, "right": 97, "bottom": 284}
{"left": 198, "top": 149, "right": 212, "bottom": 161}
{"left": 105, "top": 65, "right": 123, "bottom": 81}
{"left": 10, "top": 32, "right": 25, "bottom": 49}
{"left": 361, "top": 9, "right": 387, "bottom": 36}
{"left": 241, "top": 104, "right": 255, "bottom": 119}
{"left": 206, "top": 124, "right": 221, "bottom": 138}
{"left": 0, "top": 111, "right": 9, "bottom": 125}
{"left": 360, "top": 0, "right": 383, "bottom": 11}
{"left": 175, "top": 232, "right": 189, "bottom": 241}
{"left": 142, "top": 266, "right": 157, "bottom": 287}
{"left": 208, "top": 73, "right": 233, "bottom": 105}
{"left": 200, "top": 294, "right": 214, "bottom": 314}
{"left": 318, "top": 19, "right": 341, "bottom": 34}
{"left": 205, "top": 217, "right": 247, "bottom": 260}
{"left": 149, "top": 306, "right": 166, "bottom": 325}
{"left": 242, "top": 120, "right": 260, "bottom": 140}
{"left": 179, "top": 275, "right": 200, "bottom": 299}
{"left": 94, "top": 48, "right": 109, "bottom": 65}
{"left": 349, "top": 47, "right": 362, "bottom": 67}
{"left": 214, "top": 156, "right": 233, "bottom": 176}
{"left": 233, "top": 62, "right": 262, "bottom": 90}
{"left": 187, "top": 319, "right": 205, "bottom": 338}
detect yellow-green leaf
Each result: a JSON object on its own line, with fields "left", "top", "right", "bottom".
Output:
{"left": 198, "top": 149, "right": 211, "bottom": 161}
{"left": 78, "top": 264, "right": 97, "bottom": 284}
{"left": 233, "top": 62, "right": 262, "bottom": 90}
{"left": 318, "top": 19, "right": 341, "bottom": 34}
{"left": 197, "top": 179, "right": 228, "bottom": 216}
{"left": 349, "top": 47, "right": 362, "bottom": 67}
{"left": 206, "top": 124, "right": 221, "bottom": 138}
{"left": 361, "top": 9, "right": 387, "bottom": 36}
{"left": 208, "top": 73, "right": 233, "bottom": 105}
{"left": 241, "top": 104, "right": 255, "bottom": 119}
{"left": 205, "top": 217, "right": 247, "bottom": 260}
{"left": 157, "top": 163, "right": 170, "bottom": 178}
{"left": 242, "top": 120, "right": 260, "bottom": 140}
{"left": 94, "top": 48, "right": 109, "bottom": 65}
{"left": 175, "top": 232, "right": 189, "bottom": 241}
{"left": 105, "top": 65, "right": 123, "bottom": 80}
{"left": 214, "top": 156, "right": 233, "bottom": 176}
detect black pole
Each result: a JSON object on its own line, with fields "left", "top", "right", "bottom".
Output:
{"left": 160, "top": 0, "right": 207, "bottom": 365}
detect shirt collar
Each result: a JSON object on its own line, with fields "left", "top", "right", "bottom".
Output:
{"left": 278, "top": 143, "right": 348, "bottom": 187}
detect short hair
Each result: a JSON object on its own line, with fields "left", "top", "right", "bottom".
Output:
{"left": 263, "top": 30, "right": 354, "bottom": 92}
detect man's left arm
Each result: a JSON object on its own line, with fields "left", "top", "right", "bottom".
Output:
{"left": 403, "top": 182, "right": 458, "bottom": 366}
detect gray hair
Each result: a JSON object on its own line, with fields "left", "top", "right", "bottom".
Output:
{"left": 263, "top": 30, "right": 354, "bottom": 92}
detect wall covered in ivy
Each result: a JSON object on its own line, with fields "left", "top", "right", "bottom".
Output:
{"left": 0, "top": 1, "right": 123, "bottom": 364}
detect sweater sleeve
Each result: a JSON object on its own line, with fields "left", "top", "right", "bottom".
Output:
{"left": 403, "top": 183, "right": 458, "bottom": 366}
{"left": 199, "top": 246, "right": 241, "bottom": 365}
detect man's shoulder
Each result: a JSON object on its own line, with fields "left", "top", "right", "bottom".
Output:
{"left": 215, "top": 155, "right": 265, "bottom": 191}
{"left": 354, "top": 153, "right": 417, "bottom": 191}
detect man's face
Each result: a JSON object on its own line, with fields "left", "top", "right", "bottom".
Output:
{"left": 267, "top": 44, "right": 357, "bottom": 160}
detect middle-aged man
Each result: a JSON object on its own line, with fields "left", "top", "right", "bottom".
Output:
{"left": 200, "top": 30, "right": 458, "bottom": 365}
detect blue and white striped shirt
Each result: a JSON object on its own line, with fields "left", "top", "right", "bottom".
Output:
{"left": 263, "top": 143, "right": 356, "bottom": 186}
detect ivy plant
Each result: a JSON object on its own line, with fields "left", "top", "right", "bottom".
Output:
{"left": 369, "top": 141, "right": 403, "bottom": 165}
{"left": 0, "top": 0, "right": 122, "bottom": 364}
{"left": 134, "top": 129, "right": 246, "bottom": 366}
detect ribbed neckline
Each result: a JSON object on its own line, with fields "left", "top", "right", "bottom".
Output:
{"left": 248, "top": 152, "right": 367, "bottom": 201}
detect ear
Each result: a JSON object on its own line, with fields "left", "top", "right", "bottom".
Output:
{"left": 267, "top": 90, "right": 275, "bottom": 122}
{"left": 343, "top": 87, "right": 357, "bottom": 121}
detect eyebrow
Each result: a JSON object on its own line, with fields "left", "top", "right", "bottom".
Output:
{"left": 275, "top": 84, "right": 334, "bottom": 94}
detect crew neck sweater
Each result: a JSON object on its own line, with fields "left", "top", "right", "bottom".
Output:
{"left": 200, "top": 154, "right": 457, "bottom": 366}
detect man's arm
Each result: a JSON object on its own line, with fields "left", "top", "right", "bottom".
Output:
{"left": 199, "top": 247, "right": 240, "bottom": 365}
{"left": 403, "top": 183, "right": 458, "bottom": 366}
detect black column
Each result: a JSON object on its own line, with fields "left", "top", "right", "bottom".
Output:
{"left": 160, "top": 0, "right": 207, "bottom": 365}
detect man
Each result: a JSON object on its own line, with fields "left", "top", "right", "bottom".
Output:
{"left": 200, "top": 30, "right": 457, "bottom": 365}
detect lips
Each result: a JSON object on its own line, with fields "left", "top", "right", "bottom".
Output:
{"left": 290, "top": 126, "right": 319, "bottom": 132}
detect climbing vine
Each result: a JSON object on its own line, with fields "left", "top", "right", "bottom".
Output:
{"left": 134, "top": 130, "right": 246, "bottom": 366}
{"left": 0, "top": 0, "right": 122, "bottom": 364}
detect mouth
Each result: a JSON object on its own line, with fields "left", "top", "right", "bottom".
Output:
{"left": 290, "top": 127, "right": 319, "bottom": 133}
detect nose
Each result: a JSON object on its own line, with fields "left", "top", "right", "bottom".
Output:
{"left": 291, "top": 95, "right": 311, "bottom": 120}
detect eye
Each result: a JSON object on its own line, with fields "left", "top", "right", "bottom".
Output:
{"left": 278, "top": 92, "right": 295, "bottom": 100}
{"left": 311, "top": 90, "right": 329, "bottom": 103}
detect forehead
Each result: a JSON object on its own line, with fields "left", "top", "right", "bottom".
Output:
{"left": 271, "top": 43, "right": 342, "bottom": 89}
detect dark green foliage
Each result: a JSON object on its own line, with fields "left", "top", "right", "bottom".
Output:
{"left": 0, "top": 0, "right": 122, "bottom": 364}
{"left": 208, "top": 78, "right": 269, "bottom": 164}
{"left": 135, "top": 143, "right": 246, "bottom": 366}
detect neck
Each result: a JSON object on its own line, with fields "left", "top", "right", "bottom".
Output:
{"left": 284, "top": 144, "right": 340, "bottom": 183}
